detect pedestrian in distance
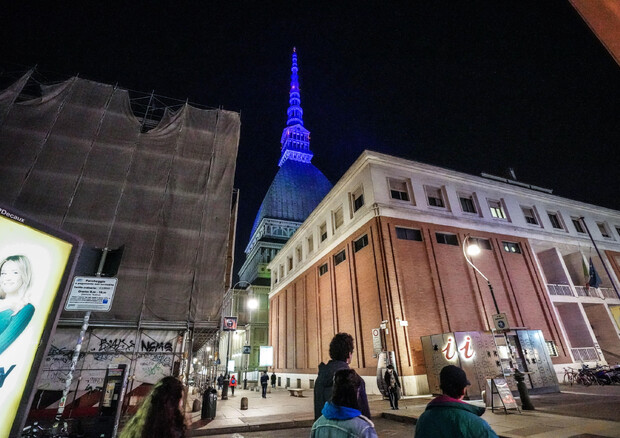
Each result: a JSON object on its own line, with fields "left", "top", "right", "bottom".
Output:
{"left": 311, "top": 369, "right": 377, "bottom": 438}
{"left": 260, "top": 371, "right": 269, "bottom": 398}
{"left": 270, "top": 371, "right": 276, "bottom": 388}
{"left": 384, "top": 364, "right": 401, "bottom": 410}
{"left": 229, "top": 374, "right": 237, "bottom": 396}
{"left": 217, "top": 374, "right": 223, "bottom": 390}
{"left": 119, "top": 376, "right": 185, "bottom": 438}
{"left": 314, "top": 332, "right": 370, "bottom": 420}
{"left": 415, "top": 365, "right": 499, "bottom": 438}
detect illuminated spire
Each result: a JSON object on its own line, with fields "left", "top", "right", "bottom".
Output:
{"left": 279, "top": 47, "right": 313, "bottom": 167}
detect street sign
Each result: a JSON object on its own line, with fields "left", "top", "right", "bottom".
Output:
{"left": 65, "top": 276, "right": 117, "bottom": 311}
{"left": 243, "top": 345, "right": 251, "bottom": 354}
{"left": 492, "top": 313, "right": 510, "bottom": 332}
{"left": 372, "top": 328, "right": 382, "bottom": 353}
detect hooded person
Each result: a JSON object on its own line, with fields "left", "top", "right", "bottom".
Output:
{"left": 311, "top": 369, "right": 377, "bottom": 438}
{"left": 313, "top": 333, "right": 370, "bottom": 420}
{"left": 415, "top": 365, "right": 498, "bottom": 438}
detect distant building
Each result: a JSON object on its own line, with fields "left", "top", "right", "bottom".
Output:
{"left": 0, "top": 71, "right": 240, "bottom": 414}
{"left": 221, "top": 49, "right": 332, "bottom": 380}
{"left": 268, "top": 150, "right": 620, "bottom": 394}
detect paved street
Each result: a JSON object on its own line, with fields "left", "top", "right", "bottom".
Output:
{"left": 185, "top": 383, "right": 620, "bottom": 437}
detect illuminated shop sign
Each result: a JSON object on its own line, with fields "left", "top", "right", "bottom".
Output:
{"left": 442, "top": 335, "right": 476, "bottom": 361}
{"left": 0, "top": 206, "right": 80, "bottom": 437}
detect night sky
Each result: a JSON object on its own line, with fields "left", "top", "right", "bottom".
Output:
{"left": 2, "top": 2, "right": 619, "bottom": 279}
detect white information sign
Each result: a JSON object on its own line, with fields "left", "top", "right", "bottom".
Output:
{"left": 493, "top": 313, "right": 510, "bottom": 332}
{"left": 372, "top": 328, "right": 382, "bottom": 353}
{"left": 65, "top": 276, "right": 117, "bottom": 311}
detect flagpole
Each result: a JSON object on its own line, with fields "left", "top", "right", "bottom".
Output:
{"left": 580, "top": 217, "right": 620, "bottom": 299}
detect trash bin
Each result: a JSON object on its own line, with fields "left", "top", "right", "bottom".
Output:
{"left": 201, "top": 389, "right": 218, "bottom": 420}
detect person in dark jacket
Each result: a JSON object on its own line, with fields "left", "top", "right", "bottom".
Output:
{"left": 216, "top": 374, "right": 223, "bottom": 390}
{"left": 384, "top": 364, "right": 401, "bottom": 410}
{"left": 260, "top": 371, "right": 269, "bottom": 398}
{"left": 311, "top": 369, "right": 377, "bottom": 438}
{"left": 313, "top": 333, "right": 371, "bottom": 420}
{"left": 415, "top": 365, "right": 498, "bottom": 438}
{"left": 270, "top": 372, "right": 276, "bottom": 388}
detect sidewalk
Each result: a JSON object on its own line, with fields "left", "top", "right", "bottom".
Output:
{"left": 185, "top": 384, "right": 620, "bottom": 437}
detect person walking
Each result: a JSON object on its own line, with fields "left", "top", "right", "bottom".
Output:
{"left": 260, "top": 371, "right": 269, "bottom": 398}
{"left": 415, "top": 365, "right": 499, "bottom": 438}
{"left": 119, "top": 376, "right": 185, "bottom": 438}
{"left": 229, "top": 374, "right": 237, "bottom": 396}
{"left": 314, "top": 333, "right": 370, "bottom": 420}
{"left": 217, "top": 374, "right": 223, "bottom": 390}
{"left": 311, "top": 369, "right": 377, "bottom": 438}
{"left": 270, "top": 372, "right": 276, "bottom": 388}
{"left": 384, "top": 364, "right": 401, "bottom": 410}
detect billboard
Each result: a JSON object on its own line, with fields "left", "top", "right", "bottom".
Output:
{"left": 0, "top": 206, "right": 80, "bottom": 437}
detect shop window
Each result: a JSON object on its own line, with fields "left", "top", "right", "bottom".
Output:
{"left": 436, "top": 232, "right": 458, "bottom": 246}
{"left": 353, "top": 234, "right": 369, "bottom": 252}
{"left": 395, "top": 227, "right": 422, "bottom": 241}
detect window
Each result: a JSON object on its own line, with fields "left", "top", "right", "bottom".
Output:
{"left": 469, "top": 237, "right": 492, "bottom": 251}
{"left": 545, "top": 341, "right": 559, "bottom": 357}
{"left": 296, "top": 245, "right": 302, "bottom": 263}
{"left": 319, "top": 263, "right": 328, "bottom": 276}
{"left": 352, "top": 187, "right": 364, "bottom": 213}
{"left": 522, "top": 207, "right": 538, "bottom": 225}
{"left": 388, "top": 178, "right": 410, "bottom": 201}
{"left": 395, "top": 227, "right": 423, "bottom": 241}
{"left": 547, "top": 212, "right": 565, "bottom": 230}
{"left": 334, "top": 207, "right": 344, "bottom": 230}
{"left": 616, "top": 226, "right": 620, "bottom": 238}
{"left": 502, "top": 241, "right": 521, "bottom": 254}
{"left": 334, "top": 250, "right": 346, "bottom": 265}
{"left": 488, "top": 200, "right": 506, "bottom": 219}
{"left": 425, "top": 186, "right": 445, "bottom": 208}
{"left": 320, "top": 222, "right": 327, "bottom": 242}
{"left": 307, "top": 235, "right": 314, "bottom": 253}
{"left": 572, "top": 217, "right": 585, "bottom": 234}
{"left": 287, "top": 256, "right": 293, "bottom": 271}
{"left": 436, "top": 232, "right": 458, "bottom": 246}
{"left": 597, "top": 222, "right": 611, "bottom": 238}
{"left": 459, "top": 194, "right": 477, "bottom": 214}
{"left": 353, "top": 234, "right": 369, "bottom": 252}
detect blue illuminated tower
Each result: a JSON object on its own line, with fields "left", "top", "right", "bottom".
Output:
{"left": 238, "top": 48, "right": 332, "bottom": 285}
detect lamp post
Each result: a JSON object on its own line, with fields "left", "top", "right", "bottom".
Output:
{"left": 223, "top": 280, "right": 252, "bottom": 378}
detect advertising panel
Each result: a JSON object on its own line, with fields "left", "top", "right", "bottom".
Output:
{"left": 0, "top": 206, "right": 80, "bottom": 437}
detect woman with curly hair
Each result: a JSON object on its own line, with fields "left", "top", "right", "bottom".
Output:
{"left": 120, "top": 376, "right": 186, "bottom": 438}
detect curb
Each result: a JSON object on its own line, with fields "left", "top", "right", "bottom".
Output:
{"left": 188, "top": 419, "right": 315, "bottom": 436}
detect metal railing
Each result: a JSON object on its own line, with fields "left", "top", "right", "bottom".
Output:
{"left": 571, "top": 347, "right": 599, "bottom": 362}
{"left": 574, "top": 286, "right": 598, "bottom": 297}
{"left": 546, "top": 284, "right": 618, "bottom": 300}
{"left": 599, "top": 287, "right": 618, "bottom": 299}
{"left": 546, "top": 284, "right": 574, "bottom": 296}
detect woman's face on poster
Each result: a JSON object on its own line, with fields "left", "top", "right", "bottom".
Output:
{"left": 0, "top": 260, "right": 24, "bottom": 295}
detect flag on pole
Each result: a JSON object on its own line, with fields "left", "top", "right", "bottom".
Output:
{"left": 588, "top": 257, "right": 602, "bottom": 289}
{"left": 582, "top": 258, "right": 590, "bottom": 289}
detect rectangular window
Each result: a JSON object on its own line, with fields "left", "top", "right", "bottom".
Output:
{"left": 388, "top": 178, "right": 410, "bottom": 201}
{"left": 287, "top": 256, "right": 293, "bottom": 271}
{"left": 352, "top": 187, "right": 364, "bottom": 212}
{"left": 334, "top": 207, "right": 344, "bottom": 230}
{"left": 488, "top": 200, "right": 506, "bottom": 219}
{"left": 395, "top": 227, "right": 423, "bottom": 241}
{"left": 597, "top": 222, "right": 611, "bottom": 238}
{"left": 319, "top": 263, "right": 328, "bottom": 276}
{"left": 334, "top": 249, "right": 346, "bottom": 265}
{"left": 502, "top": 241, "right": 521, "bottom": 254}
{"left": 548, "top": 212, "right": 564, "bottom": 230}
{"left": 572, "top": 217, "right": 585, "bottom": 234}
{"left": 320, "top": 222, "right": 327, "bottom": 242}
{"left": 459, "top": 195, "right": 477, "bottom": 214}
{"left": 353, "top": 234, "right": 369, "bottom": 252}
{"left": 436, "top": 232, "right": 458, "bottom": 246}
{"left": 545, "top": 341, "right": 559, "bottom": 357}
{"left": 426, "top": 186, "right": 445, "bottom": 208}
{"left": 616, "top": 226, "right": 620, "bottom": 238}
{"left": 307, "top": 235, "right": 314, "bottom": 253}
{"left": 296, "top": 245, "right": 302, "bottom": 263}
{"left": 522, "top": 207, "right": 538, "bottom": 225}
{"left": 469, "top": 237, "right": 492, "bottom": 251}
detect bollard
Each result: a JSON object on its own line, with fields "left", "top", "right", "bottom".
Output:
{"left": 241, "top": 397, "right": 248, "bottom": 410}
{"left": 192, "top": 398, "right": 201, "bottom": 412}
{"left": 514, "top": 369, "right": 535, "bottom": 410}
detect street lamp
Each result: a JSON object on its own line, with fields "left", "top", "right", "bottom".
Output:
{"left": 223, "top": 280, "right": 252, "bottom": 378}
{"left": 462, "top": 236, "right": 500, "bottom": 315}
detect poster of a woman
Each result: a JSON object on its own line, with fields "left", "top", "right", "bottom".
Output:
{"left": 0, "top": 255, "right": 35, "bottom": 355}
